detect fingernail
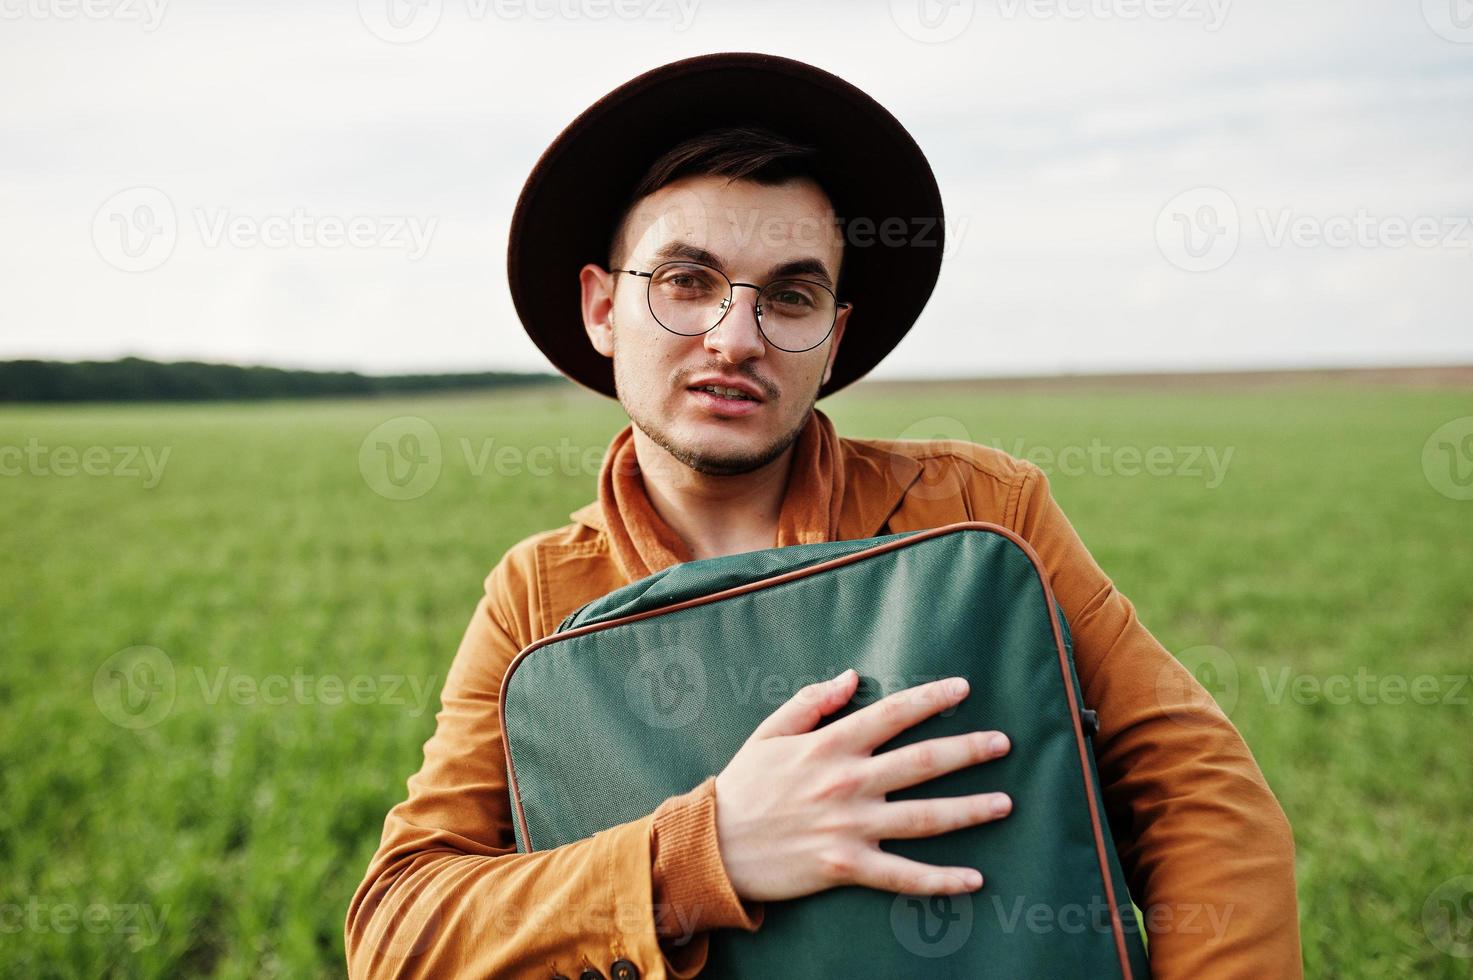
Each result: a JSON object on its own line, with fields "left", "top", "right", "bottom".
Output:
{"left": 991, "top": 794, "right": 1012, "bottom": 817}
{"left": 835, "top": 668, "right": 854, "bottom": 683}
{"left": 965, "top": 870, "right": 983, "bottom": 888}
{"left": 989, "top": 733, "right": 1008, "bottom": 754}
{"left": 948, "top": 677, "right": 969, "bottom": 697}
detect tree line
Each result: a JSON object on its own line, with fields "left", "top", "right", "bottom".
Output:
{"left": 0, "top": 358, "right": 562, "bottom": 402}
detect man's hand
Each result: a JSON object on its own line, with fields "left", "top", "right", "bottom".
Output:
{"left": 713, "top": 669, "right": 1011, "bottom": 903}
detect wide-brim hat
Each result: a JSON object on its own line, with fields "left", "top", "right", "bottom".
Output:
{"left": 507, "top": 52, "right": 945, "bottom": 401}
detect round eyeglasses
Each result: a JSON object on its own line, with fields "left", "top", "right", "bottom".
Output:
{"left": 610, "top": 260, "right": 850, "bottom": 353}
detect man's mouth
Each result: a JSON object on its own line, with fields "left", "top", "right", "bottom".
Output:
{"left": 686, "top": 382, "right": 765, "bottom": 416}
{"left": 690, "top": 384, "right": 759, "bottom": 402}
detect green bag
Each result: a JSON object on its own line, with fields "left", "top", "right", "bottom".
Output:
{"left": 501, "top": 521, "right": 1150, "bottom": 978}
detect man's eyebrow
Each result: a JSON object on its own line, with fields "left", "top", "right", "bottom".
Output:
{"left": 651, "top": 242, "right": 835, "bottom": 287}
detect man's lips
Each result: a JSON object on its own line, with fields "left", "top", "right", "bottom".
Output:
{"left": 685, "top": 376, "right": 765, "bottom": 402}
{"left": 685, "top": 385, "right": 764, "bottom": 417}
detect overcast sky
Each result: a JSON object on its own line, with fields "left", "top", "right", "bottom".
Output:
{"left": 4, "top": 0, "right": 1471, "bottom": 378}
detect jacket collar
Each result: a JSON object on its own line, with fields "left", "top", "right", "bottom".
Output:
{"left": 567, "top": 408, "right": 923, "bottom": 579}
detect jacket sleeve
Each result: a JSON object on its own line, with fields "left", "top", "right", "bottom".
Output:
{"left": 1008, "top": 462, "right": 1303, "bottom": 979}
{"left": 344, "top": 553, "right": 760, "bottom": 980}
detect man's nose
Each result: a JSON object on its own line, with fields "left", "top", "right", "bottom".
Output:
{"left": 704, "top": 287, "right": 766, "bottom": 362}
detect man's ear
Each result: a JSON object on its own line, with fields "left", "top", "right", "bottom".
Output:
{"left": 580, "top": 263, "right": 616, "bottom": 358}
{"left": 820, "top": 302, "right": 851, "bottom": 387}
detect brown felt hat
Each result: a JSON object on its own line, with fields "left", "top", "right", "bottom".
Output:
{"left": 507, "top": 52, "right": 945, "bottom": 400}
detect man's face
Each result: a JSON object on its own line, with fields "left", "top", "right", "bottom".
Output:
{"left": 581, "top": 174, "right": 849, "bottom": 477}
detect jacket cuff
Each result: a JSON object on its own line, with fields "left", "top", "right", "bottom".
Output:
{"left": 650, "top": 775, "right": 765, "bottom": 940}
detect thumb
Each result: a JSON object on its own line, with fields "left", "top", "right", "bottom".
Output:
{"left": 750, "top": 668, "right": 858, "bottom": 740}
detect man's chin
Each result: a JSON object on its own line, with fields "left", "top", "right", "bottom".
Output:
{"left": 636, "top": 413, "right": 805, "bottom": 477}
{"left": 664, "top": 433, "right": 780, "bottom": 477}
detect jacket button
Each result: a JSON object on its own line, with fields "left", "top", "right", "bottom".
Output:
{"left": 610, "top": 960, "right": 640, "bottom": 980}
{"left": 578, "top": 970, "right": 607, "bottom": 980}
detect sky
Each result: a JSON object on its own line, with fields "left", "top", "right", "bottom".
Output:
{"left": 3, "top": 0, "right": 1472, "bottom": 379}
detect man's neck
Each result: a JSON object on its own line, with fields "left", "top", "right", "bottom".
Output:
{"left": 629, "top": 427, "right": 797, "bottom": 561}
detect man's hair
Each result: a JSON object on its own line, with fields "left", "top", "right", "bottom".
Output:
{"left": 606, "top": 126, "right": 833, "bottom": 270}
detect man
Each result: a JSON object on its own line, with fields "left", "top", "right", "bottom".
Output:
{"left": 346, "top": 53, "right": 1302, "bottom": 980}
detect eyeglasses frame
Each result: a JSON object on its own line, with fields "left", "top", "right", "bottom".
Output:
{"left": 609, "top": 259, "right": 851, "bottom": 353}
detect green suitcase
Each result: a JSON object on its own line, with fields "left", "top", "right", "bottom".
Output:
{"left": 500, "top": 520, "right": 1150, "bottom": 978}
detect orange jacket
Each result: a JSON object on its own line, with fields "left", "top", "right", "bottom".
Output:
{"left": 345, "top": 407, "right": 1302, "bottom": 979}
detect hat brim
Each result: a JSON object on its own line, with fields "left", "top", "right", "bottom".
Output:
{"left": 507, "top": 51, "right": 945, "bottom": 400}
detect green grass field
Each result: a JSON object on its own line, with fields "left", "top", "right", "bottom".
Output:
{"left": 2, "top": 379, "right": 1470, "bottom": 977}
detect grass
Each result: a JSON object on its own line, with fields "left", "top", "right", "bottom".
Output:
{"left": 1, "top": 379, "right": 1469, "bottom": 977}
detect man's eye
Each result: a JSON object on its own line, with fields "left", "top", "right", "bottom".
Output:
{"left": 771, "top": 289, "right": 815, "bottom": 307}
